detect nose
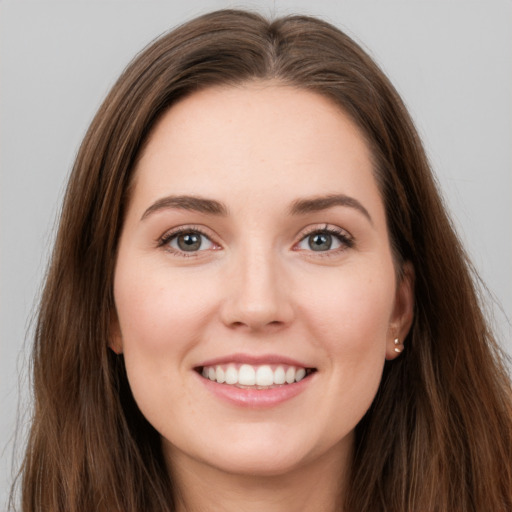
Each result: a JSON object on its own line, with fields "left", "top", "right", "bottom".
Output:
{"left": 220, "top": 244, "right": 294, "bottom": 332}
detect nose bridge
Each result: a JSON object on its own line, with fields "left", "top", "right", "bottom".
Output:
{"left": 221, "top": 238, "right": 293, "bottom": 330}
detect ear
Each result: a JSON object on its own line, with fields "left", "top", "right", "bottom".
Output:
{"left": 109, "top": 308, "right": 123, "bottom": 355}
{"left": 386, "top": 261, "right": 415, "bottom": 360}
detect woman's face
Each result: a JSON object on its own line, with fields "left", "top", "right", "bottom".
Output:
{"left": 112, "top": 83, "right": 413, "bottom": 478}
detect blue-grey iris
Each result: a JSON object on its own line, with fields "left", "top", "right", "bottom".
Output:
{"left": 309, "top": 233, "right": 332, "bottom": 251}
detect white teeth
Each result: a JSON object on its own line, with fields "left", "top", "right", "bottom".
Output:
{"left": 216, "top": 366, "right": 225, "bottom": 383}
{"left": 238, "top": 364, "right": 256, "bottom": 385}
{"left": 256, "top": 365, "right": 274, "bottom": 386}
{"left": 225, "top": 365, "right": 238, "bottom": 385}
{"left": 285, "top": 367, "right": 296, "bottom": 384}
{"left": 295, "top": 368, "right": 306, "bottom": 382}
{"left": 200, "top": 363, "right": 312, "bottom": 387}
{"left": 274, "top": 366, "right": 286, "bottom": 385}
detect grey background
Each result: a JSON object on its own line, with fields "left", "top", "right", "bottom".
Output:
{"left": 1, "top": 0, "right": 511, "bottom": 507}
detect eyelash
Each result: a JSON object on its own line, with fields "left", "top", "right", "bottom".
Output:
{"left": 157, "top": 224, "right": 354, "bottom": 258}
{"left": 294, "top": 225, "right": 354, "bottom": 257}
{"left": 157, "top": 225, "right": 217, "bottom": 257}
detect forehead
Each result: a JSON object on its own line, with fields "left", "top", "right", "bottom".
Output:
{"left": 130, "top": 83, "right": 383, "bottom": 223}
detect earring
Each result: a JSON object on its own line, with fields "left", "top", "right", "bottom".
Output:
{"left": 393, "top": 338, "right": 404, "bottom": 354}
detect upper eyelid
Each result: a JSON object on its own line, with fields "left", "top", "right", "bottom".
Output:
{"left": 158, "top": 224, "right": 216, "bottom": 243}
{"left": 295, "top": 223, "right": 353, "bottom": 241}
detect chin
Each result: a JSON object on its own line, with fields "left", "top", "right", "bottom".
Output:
{"left": 166, "top": 424, "right": 350, "bottom": 479}
{"left": 205, "top": 448, "right": 311, "bottom": 478}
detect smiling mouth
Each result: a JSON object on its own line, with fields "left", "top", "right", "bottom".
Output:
{"left": 196, "top": 363, "right": 317, "bottom": 389}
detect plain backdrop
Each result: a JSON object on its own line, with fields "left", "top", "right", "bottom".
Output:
{"left": 1, "top": 0, "right": 511, "bottom": 507}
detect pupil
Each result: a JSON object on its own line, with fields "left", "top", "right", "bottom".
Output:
{"left": 309, "top": 233, "right": 332, "bottom": 251}
{"left": 178, "top": 233, "right": 201, "bottom": 251}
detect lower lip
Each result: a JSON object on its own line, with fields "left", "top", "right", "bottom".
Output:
{"left": 196, "top": 372, "right": 314, "bottom": 408}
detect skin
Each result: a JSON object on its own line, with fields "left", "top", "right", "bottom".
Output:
{"left": 112, "top": 83, "right": 414, "bottom": 512}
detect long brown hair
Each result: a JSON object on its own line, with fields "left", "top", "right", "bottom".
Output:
{"left": 13, "top": 9, "right": 512, "bottom": 511}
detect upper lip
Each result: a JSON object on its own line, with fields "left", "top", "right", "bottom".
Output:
{"left": 195, "top": 353, "right": 315, "bottom": 369}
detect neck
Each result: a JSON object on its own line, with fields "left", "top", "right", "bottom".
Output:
{"left": 167, "top": 442, "right": 352, "bottom": 512}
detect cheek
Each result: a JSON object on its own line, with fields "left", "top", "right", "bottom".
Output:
{"left": 112, "top": 264, "right": 216, "bottom": 425}
{"left": 302, "top": 266, "right": 395, "bottom": 343}
{"left": 299, "top": 264, "right": 394, "bottom": 390}
{"left": 114, "top": 263, "right": 216, "bottom": 356}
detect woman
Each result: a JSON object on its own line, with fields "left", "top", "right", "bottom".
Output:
{"left": 14, "top": 9, "right": 512, "bottom": 512}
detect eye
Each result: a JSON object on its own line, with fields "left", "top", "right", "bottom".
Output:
{"left": 160, "top": 228, "right": 217, "bottom": 254}
{"left": 296, "top": 226, "right": 353, "bottom": 253}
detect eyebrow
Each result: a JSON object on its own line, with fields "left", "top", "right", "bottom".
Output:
{"left": 141, "top": 195, "right": 228, "bottom": 220}
{"left": 140, "top": 193, "right": 373, "bottom": 224}
{"left": 289, "top": 194, "right": 373, "bottom": 225}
